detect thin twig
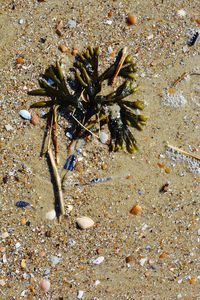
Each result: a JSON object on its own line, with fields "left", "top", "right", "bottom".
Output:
{"left": 71, "top": 114, "right": 99, "bottom": 139}
{"left": 167, "top": 144, "right": 200, "bottom": 161}
{"left": 111, "top": 47, "right": 127, "bottom": 86}
{"left": 47, "top": 110, "right": 54, "bottom": 151}
{"left": 53, "top": 105, "right": 59, "bottom": 165}
{"left": 48, "top": 148, "right": 65, "bottom": 216}
{"left": 171, "top": 72, "right": 187, "bottom": 87}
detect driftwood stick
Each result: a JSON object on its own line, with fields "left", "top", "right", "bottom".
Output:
{"left": 53, "top": 105, "right": 59, "bottom": 165}
{"left": 48, "top": 148, "right": 65, "bottom": 216}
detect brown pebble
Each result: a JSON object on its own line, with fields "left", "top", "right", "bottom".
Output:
{"left": 16, "top": 57, "right": 25, "bottom": 65}
{"left": 196, "top": 19, "right": 200, "bottom": 25}
{"left": 125, "top": 255, "right": 135, "bottom": 263}
{"left": 159, "top": 252, "right": 167, "bottom": 259}
{"left": 108, "top": 10, "right": 113, "bottom": 17}
{"left": 31, "top": 114, "right": 39, "bottom": 125}
{"left": 165, "top": 167, "right": 171, "bottom": 174}
{"left": 45, "top": 230, "right": 52, "bottom": 237}
{"left": 55, "top": 20, "right": 63, "bottom": 36}
{"left": 101, "top": 163, "right": 108, "bottom": 170}
{"left": 130, "top": 204, "right": 142, "bottom": 215}
{"left": 96, "top": 248, "right": 104, "bottom": 255}
{"left": 159, "top": 182, "right": 169, "bottom": 193}
{"left": 127, "top": 15, "right": 137, "bottom": 25}
{"left": 58, "top": 44, "right": 69, "bottom": 53}
{"left": 71, "top": 47, "right": 78, "bottom": 56}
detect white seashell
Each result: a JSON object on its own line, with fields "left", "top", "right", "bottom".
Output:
{"left": 40, "top": 279, "right": 51, "bottom": 293}
{"left": 77, "top": 290, "right": 84, "bottom": 299}
{"left": 76, "top": 216, "right": 95, "bottom": 229}
{"left": 139, "top": 257, "right": 147, "bottom": 266}
{"left": 176, "top": 9, "right": 186, "bottom": 17}
{"left": 19, "top": 110, "right": 31, "bottom": 120}
{"left": 45, "top": 209, "right": 56, "bottom": 220}
{"left": 99, "top": 132, "right": 109, "bottom": 144}
{"left": 89, "top": 256, "right": 105, "bottom": 265}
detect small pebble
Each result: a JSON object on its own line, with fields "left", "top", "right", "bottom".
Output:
{"left": 40, "top": 279, "right": 51, "bottom": 293}
{"left": 0, "top": 279, "right": 6, "bottom": 286}
{"left": 176, "top": 9, "right": 186, "bottom": 17}
{"left": 94, "top": 280, "right": 101, "bottom": 286}
{"left": 127, "top": 15, "right": 137, "bottom": 25}
{"left": 99, "top": 132, "right": 109, "bottom": 144}
{"left": 77, "top": 290, "right": 84, "bottom": 299}
{"left": 49, "top": 255, "right": 62, "bottom": 265}
{"left": 89, "top": 256, "right": 105, "bottom": 265}
{"left": 76, "top": 216, "right": 95, "bottom": 229}
{"left": 197, "top": 229, "right": 200, "bottom": 236}
{"left": 21, "top": 259, "right": 26, "bottom": 269}
{"left": 18, "top": 18, "right": 24, "bottom": 25}
{"left": 66, "top": 204, "right": 73, "bottom": 214}
{"left": 5, "top": 124, "right": 14, "bottom": 131}
{"left": 67, "top": 19, "right": 77, "bottom": 28}
{"left": 15, "top": 242, "right": 21, "bottom": 250}
{"left": 19, "top": 110, "right": 31, "bottom": 120}
{"left": 104, "top": 20, "right": 113, "bottom": 25}
{"left": 16, "top": 57, "right": 25, "bottom": 65}
{"left": 1, "top": 231, "right": 9, "bottom": 239}
{"left": 16, "top": 200, "right": 30, "bottom": 208}
{"left": 45, "top": 209, "right": 56, "bottom": 220}
{"left": 58, "top": 44, "right": 69, "bottom": 53}
{"left": 125, "top": 255, "right": 135, "bottom": 263}
{"left": 67, "top": 239, "right": 76, "bottom": 247}
{"left": 31, "top": 114, "right": 39, "bottom": 125}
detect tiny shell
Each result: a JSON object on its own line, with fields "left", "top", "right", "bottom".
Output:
{"left": 76, "top": 216, "right": 95, "bottom": 229}
{"left": 45, "top": 209, "right": 56, "bottom": 220}
{"left": 90, "top": 256, "right": 105, "bottom": 265}
{"left": 99, "top": 132, "right": 109, "bottom": 144}
{"left": 19, "top": 110, "right": 31, "bottom": 120}
{"left": 130, "top": 204, "right": 142, "bottom": 215}
{"left": 40, "top": 279, "right": 51, "bottom": 293}
{"left": 77, "top": 290, "right": 84, "bottom": 299}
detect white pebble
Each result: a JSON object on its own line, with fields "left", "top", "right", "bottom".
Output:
{"left": 67, "top": 19, "right": 77, "bottom": 28}
{"left": 18, "top": 18, "right": 25, "bottom": 25}
{"left": 77, "top": 290, "right": 84, "bottom": 299}
{"left": 94, "top": 280, "right": 101, "bottom": 286}
{"left": 19, "top": 110, "right": 31, "bottom": 120}
{"left": 66, "top": 204, "right": 73, "bottom": 214}
{"left": 99, "top": 132, "right": 109, "bottom": 144}
{"left": 1, "top": 231, "right": 9, "bottom": 239}
{"left": 104, "top": 20, "right": 113, "bottom": 25}
{"left": 76, "top": 216, "right": 95, "bottom": 229}
{"left": 15, "top": 242, "right": 21, "bottom": 250}
{"left": 197, "top": 229, "right": 200, "bottom": 236}
{"left": 67, "top": 239, "right": 76, "bottom": 247}
{"left": 49, "top": 255, "right": 62, "bottom": 265}
{"left": 40, "top": 279, "right": 51, "bottom": 293}
{"left": 45, "top": 209, "right": 56, "bottom": 220}
{"left": 139, "top": 257, "right": 147, "bottom": 266}
{"left": 177, "top": 9, "right": 186, "bottom": 17}
{"left": 89, "top": 256, "right": 105, "bottom": 265}
{"left": 0, "top": 279, "right": 6, "bottom": 286}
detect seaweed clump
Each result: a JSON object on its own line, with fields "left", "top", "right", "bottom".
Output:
{"left": 28, "top": 46, "right": 147, "bottom": 154}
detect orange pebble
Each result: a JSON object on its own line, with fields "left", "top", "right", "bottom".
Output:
{"left": 21, "top": 217, "right": 27, "bottom": 225}
{"left": 196, "top": 19, "right": 200, "bottom": 25}
{"left": 127, "top": 15, "right": 137, "bottom": 25}
{"left": 31, "top": 114, "right": 39, "bottom": 125}
{"left": 71, "top": 48, "right": 78, "bottom": 56}
{"left": 189, "top": 276, "right": 196, "bottom": 284}
{"left": 165, "top": 167, "right": 171, "bottom": 174}
{"left": 130, "top": 204, "right": 142, "bottom": 215}
{"left": 168, "top": 87, "right": 176, "bottom": 94}
{"left": 159, "top": 252, "right": 167, "bottom": 259}
{"left": 16, "top": 57, "right": 25, "bottom": 65}
{"left": 108, "top": 10, "right": 113, "bottom": 17}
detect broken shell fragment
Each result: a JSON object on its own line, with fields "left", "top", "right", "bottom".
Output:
{"left": 130, "top": 204, "right": 142, "bottom": 215}
{"left": 40, "top": 279, "right": 51, "bottom": 293}
{"left": 76, "top": 216, "right": 95, "bottom": 229}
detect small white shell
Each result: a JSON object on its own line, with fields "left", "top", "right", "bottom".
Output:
{"left": 77, "top": 290, "right": 84, "bottom": 299}
{"left": 176, "top": 9, "right": 186, "bottom": 17}
{"left": 45, "top": 209, "right": 56, "bottom": 220}
{"left": 19, "top": 110, "right": 31, "bottom": 120}
{"left": 66, "top": 204, "right": 73, "bottom": 214}
{"left": 76, "top": 216, "right": 94, "bottom": 229}
{"left": 89, "top": 256, "right": 105, "bottom": 265}
{"left": 99, "top": 132, "right": 109, "bottom": 144}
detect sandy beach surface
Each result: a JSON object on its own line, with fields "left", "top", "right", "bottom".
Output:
{"left": 0, "top": 1, "right": 200, "bottom": 299}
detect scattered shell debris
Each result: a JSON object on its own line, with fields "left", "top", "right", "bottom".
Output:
{"left": 162, "top": 89, "right": 187, "bottom": 108}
